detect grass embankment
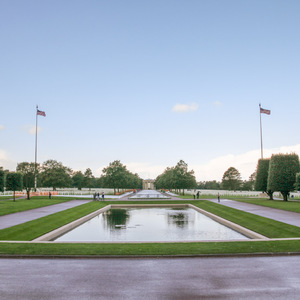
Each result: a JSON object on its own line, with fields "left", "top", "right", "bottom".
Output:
{"left": 0, "top": 196, "right": 90, "bottom": 216}
{"left": 1, "top": 240, "right": 300, "bottom": 256}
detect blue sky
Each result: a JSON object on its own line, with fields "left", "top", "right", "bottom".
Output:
{"left": 1, "top": 0, "right": 300, "bottom": 181}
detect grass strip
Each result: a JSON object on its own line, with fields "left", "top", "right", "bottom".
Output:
{"left": 226, "top": 197, "right": 300, "bottom": 213}
{"left": 0, "top": 202, "right": 106, "bottom": 241}
{"left": 0, "top": 197, "right": 82, "bottom": 216}
{"left": 192, "top": 201, "right": 300, "bottom": 239}
{"left": 0, "top": 239, "right": 300, "bottom": 256}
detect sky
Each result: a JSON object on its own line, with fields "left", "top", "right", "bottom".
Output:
{"left": 1, "top": 0, "right": 300, "bottom": 182}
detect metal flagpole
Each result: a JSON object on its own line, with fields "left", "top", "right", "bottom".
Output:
{"left": 34, "top": 105, "right": 38, "bottom": 190}
{"left": 259, "top": 103, "right": 263, "bottom": 159}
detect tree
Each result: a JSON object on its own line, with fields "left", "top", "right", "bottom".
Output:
{"left": 0, "top": 167, "right": 5, "bottom": 193}
{"left": 197, "top": 181, "right": 221, "bottom": 190}
{"left": 6, "top": 172, "right": 23, "bottom": 201}
{"left": 295, "top": 173, "right": 300, "bottom": 191}
{"left": 155, "top": 160, "right": 197, "bottom": 194}
{"left": 83, "top": 168, "right": 94, "bottom": 190}
{"left": 221, "top": 167, "right": 241, "bottom": 191}
{"left": 40, "top": 159, "right": 72, "bottom": 190}
{"left": 255, "top": 159, "right": 273, "bottom": 199}
{"left": 72, "top": 171, "right": 85, "bottom": 190}
{"left": 16, "top": 162, "right": 37, "bottom": 199}
{"left": 239, "top": 172, "right": 256, "bottom": 191}
{"left": 101, "top": 160, "right": 141, "bottom": 193}
{"left": 267, "top": 153, "right": 300, "bottom": 201}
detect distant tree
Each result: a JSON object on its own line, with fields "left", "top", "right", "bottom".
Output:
{"left": 83, "top": 168, "right": 95, "bottom": 190}
{"left": 295, "top": 173, "right": 300, "bottom": 191}
{"left": 155, "top": 167, "right": 175, "bottom": 190}
{"left": 6, "top": 172, "right": 23, "bottom": 201}
{"left": 241, "top": 172, "right": 256, "bottom": 191}
{"left": 255, "top": 159, "right": 273, "bottom": 199}
{"left": 197, "top": 180, "right": 221, "bottom": 190}
{"left": 221, "top": 167, "right": 241, "bottom": 190}
{"left": 155, "top": 160, "right": 197, "bottom": 194}
{"left": 72, "top": 171, "right": 85, "bottom": 190}
{"left": 16, "top": 162, "right": 38, "bottom": 200}
{"left": 173, "top": 160, "right": 197, "bottom": 194}
{"left": 40, "top": 159, "right": 72, "bottom": 190}
{"left": 267, "top": 153, "right": 300, "bottom": 201}
{"left": 101, "top": 160, "right": 141, "bottom": 193}
{"left": 0, "top": 167, "right": 5, "bottom": 192}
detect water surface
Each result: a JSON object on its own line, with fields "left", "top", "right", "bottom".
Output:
{"left": 55, "top": 207, "right": 249, "bottom": 242}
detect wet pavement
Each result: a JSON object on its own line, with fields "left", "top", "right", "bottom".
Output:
{"left": 1, "top": 256, "right": 300, "bottom": 299}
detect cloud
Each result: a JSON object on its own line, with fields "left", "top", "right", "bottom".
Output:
{"left": 22, "top": 125, "right": 42, "bottom": 135}
{"left": 172, "top": 103, "right": 198, "bottom": 113}
{"left": 0, "top": 125, "right": 4, "bottom": 131}
{"left": 0, "top": 149, "right": 16, "bottom": 171}
{"left": 193, "top": 144, "right": 300, "bottom": 182}
{"left": 213, "top": 101, "right": 222, "bottom": 108}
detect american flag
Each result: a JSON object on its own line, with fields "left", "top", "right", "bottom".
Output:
{"left": 260, "top": 107, "right": 271, "bottom": 115}
{"left": 37, "top": 109, "right": 46, "bottom": 117}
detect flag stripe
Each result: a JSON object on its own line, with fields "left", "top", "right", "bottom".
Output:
{"left": 260, "top": 108, "right": 271, "bottom": 115}
{"left": 37, "top": 109, "right": 46, "bottom": 117}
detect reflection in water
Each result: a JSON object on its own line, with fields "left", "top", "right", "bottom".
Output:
{"left": 55, "top": 207, "right": 249, "bottom": 242}
{"left": 102, "top": 209, "right": 129, "bottom": 228}
{"left": 167, "top": 212, "right": 188, "bottom": 228}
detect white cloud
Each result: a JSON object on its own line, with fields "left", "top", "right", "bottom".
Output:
{"left": 172, "top": 103, "right": 198, "bottom": 113}
{"left": 213, "top": 101, "right": 222, "bottom": 108}
{"left": 193, "top": 144, "right": 300, "bottom": 182}
{"left": 0, "top": 149, "right": 16, "bottom": 171}
{"left": 0, "top": 125, "right": 4, "bottom": 131}
{"left": 22, "top": 125, "right": 42, "bottom": 135}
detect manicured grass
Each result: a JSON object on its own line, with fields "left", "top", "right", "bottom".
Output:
{"left": 192, "top": 201, "right": 300, "bottom": 239}
{"left": 1, "top": 200, "right": 299, "bottom": 242}
{"left": 0, "top": 239, "right": 300, "bottom": 256}
{"left": 0, "top": 196, "right": 24, "bottom": 201}
{"left": 0, "top": 201, "right": 106, "bottom": 241}
{"left": 1, "top": 199, "right": 300, "bottom": 256}
{"left": 226, "top": 197, "right": 300, "bottom": 213}
{"left": 0, "top": 196, "right": 90, "bottom": 216}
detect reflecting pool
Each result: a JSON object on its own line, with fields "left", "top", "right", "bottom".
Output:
{"left": 54, "top": 207, "right": 249, "bottom": 242}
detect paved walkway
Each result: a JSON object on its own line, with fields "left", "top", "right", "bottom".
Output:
{"left": 209, "top": 198, "right": 300, "bottom": 227}
{"left": 1, "top": 256, "right": 300, "bottom": 299}
{"left": 0, "top": 200, "right": 90, "bottom": 229}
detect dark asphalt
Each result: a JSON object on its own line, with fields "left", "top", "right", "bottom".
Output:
{"left": 1, "top": 256, "right": 300, "bottom": 299}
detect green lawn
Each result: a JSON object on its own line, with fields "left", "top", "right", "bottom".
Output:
{"left": 1, "top": 239, "right": 300, "bottom": 256}
{"left": 0, "top": 199, "right": 299, "bottom": 256}
{"left": 0, "top": 200, "right": 299, "bottom": 241}
{"left": 0, "top": 196, "right": 91, "bottom": 216}
{"left": 226, "top": 197, "right": 300, "bottom": 213}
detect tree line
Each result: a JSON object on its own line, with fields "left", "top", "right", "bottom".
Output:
{"left": 1, "top": 153, "right": 299, "bottom": 201}
{"left": 0, "top": 160, "right": 143, "bottom": 200}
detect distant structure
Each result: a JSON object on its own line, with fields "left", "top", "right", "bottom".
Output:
{"left": 143, "top": 179, "right": 155, "bottom": 190}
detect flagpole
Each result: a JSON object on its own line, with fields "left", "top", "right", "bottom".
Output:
{"left": 34, "top": 105, "right": 38, "bottom": 190}
{"left": 259, "top": 103, "right": 263, "bottom": 159}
